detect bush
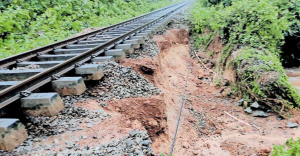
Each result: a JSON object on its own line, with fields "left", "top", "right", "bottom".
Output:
{"left": 272, "top": 138, "right": 300, "bottom": 155}
{"left": 0, "top": 0, "right": 183, "bottom": 59}
{"left": 233, "top": 47, "right": 300, "bottom": 116}
{"left": 192, "top": 0, "right": 299, "bottom": 54}
{"left": 190, "top": 0, "right": 300, "bottom": 115}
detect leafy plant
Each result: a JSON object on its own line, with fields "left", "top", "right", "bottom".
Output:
{"left": 272, "top": 138, "right": 300, "bottom": 155}
{"left": 191, "top": 0, "right": 299, "bottom": 55}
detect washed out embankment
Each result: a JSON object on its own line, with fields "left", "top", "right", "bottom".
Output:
{"left": 122, "top": 27, "right": 300, "bottom": 155}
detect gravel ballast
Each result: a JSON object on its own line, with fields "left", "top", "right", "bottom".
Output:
{"left": 0, "top": 130, "right": 154, "bottom": 156}
{"left": 64, "top": 62, "right": 161, "bottom": 106}
{"left": 127, "top": 37, "right": 160, "bottom": 59}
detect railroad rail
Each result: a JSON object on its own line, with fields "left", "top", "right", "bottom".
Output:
{"left": 0, "top": 1, "right": 190, "bottom": 151}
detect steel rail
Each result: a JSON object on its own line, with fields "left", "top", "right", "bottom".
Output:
{"left": 0, "top": 2, "right": 185, "bottom": 69}
{"left": 0, "top": 1, "right": 190, "bottom": 109}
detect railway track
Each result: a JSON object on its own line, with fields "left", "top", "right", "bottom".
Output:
{"left": 0, "top": 1, "right": 190, "bottom": 151}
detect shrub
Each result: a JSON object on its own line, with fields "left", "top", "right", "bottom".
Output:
{"left": 190, "top": 0, "right": 300, "bottom": 115}
{"left": 272, "top": 138, "right": 300, "bottom": 155}
{"left": 191, "top": 0, "right": 299, "bottom": 54}
{"left": 0, "top": 0, "right": 183, "bottom": 59}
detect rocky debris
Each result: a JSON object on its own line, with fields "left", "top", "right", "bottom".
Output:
{"left": 252, "top": 111, "right": 268, "bottom": 117}
{"left": 188, "top": 108, "right": 214, "bottom": 136}
{"left": 12, "top": 64, "right": 41, "bottom": 70}
{"left": 1, "top": 130, "right": 154, "bottom": 156}
{"left": 287, "top": 122, "right": 298, "bottom": 128}
{"left": 64, "top": 62, "right": 160, "bottom": 105}
{"left": 26, "top": 106, "right": 109, "bottom": 137}
{"left": 235, "top": 100, "right": 272, "bottom": 117}
{"left": 127, "top": 37, "right": 160, "bottom": 59}
{"left": 244, "top": 107, "right": 252, "bottom": 114}
{"left": 250, "top": 101, "right": 260, "bottom": 109}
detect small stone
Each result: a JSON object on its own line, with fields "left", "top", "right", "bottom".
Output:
{"left": 107, "top": 147, "right": 115, "bottom": 153}
{"left": 192, "top": 151, "right": 198, "bottom": 155}
{"left": 277, "top": 116, "right": 283, "bottom": 120}
{"left": 244, "top": 107, "right": 252, "bottom": 114}
{"left": 135, "top": 137, "right": 142, "bottom": 144}
{"left": 53, "top": 139, "right": 59, "bottom": 144}
{"left": 259, "top": 147, "right": 272, "bottom": 156}
{"left": 182, "top": 142, "right": 190, "bottom": 149}
{"left": 125, "top": 139, "right": 135, "bottom": 147}
{"left": 96, "top": 109, "right": 104, "bottom": 113}
{"left": 141, "top": 140, "right": 151, "bottom": 146}
{"left": 235, "top": 99, "right": 244, "bottom": 106}
{"left": 250, "top": 101, "right": 260, "bottom": 109}
{"left": 287, "top": 122, "right": 298, "bottom": 128}
{"left": 129, "top": 129, "right": 139, "bottom": 137}
{"left": 87, "top": 123, "right": 92, "bottom": 128}
{"left": 81, "top": 135, "right": 88, "bottom": 139}
{"left": 66, "top": 142, "right": 73, "bottom": 149}
{"left": 33, "top": 138, "right": 41, "bottom": 142}
{"left": 93, "top": 135, "right": 98, "bottom": 139}
{"left": 252, "top": 111, "right": 268, "bottom": 117}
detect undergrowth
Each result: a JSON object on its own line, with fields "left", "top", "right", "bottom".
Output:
{"left": 190, "top": 0, "right": 300, "bottom": 114}
{"left": 0, "top": 0, "right": 183, "bottom": 59}
{"left": 190, "top": 0, "right": 300, "bottom": 154}
{"left": 272, "top": 138, "right": 300, "bottom": 155}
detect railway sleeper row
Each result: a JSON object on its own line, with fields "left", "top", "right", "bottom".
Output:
{"left": 0, "top": 9, "right": 173, "bottom": 151}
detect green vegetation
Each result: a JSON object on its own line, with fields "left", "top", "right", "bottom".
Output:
{"left": 234, "top": 47, "right": 300, "bottom": 115}
{"left": 190, "top": 0, "right": 300, "bottom": 118}
{"left": 192, "top": 0, "right": 299, "bottom": 54}
{"left": 190, "top": 0, "right": 300, "bottom": 154}
{"left": 272, "top": 138, "right": 300, "bottom": 155}
{"left": 0, "top": 0, "right": 182, "bottom": 59}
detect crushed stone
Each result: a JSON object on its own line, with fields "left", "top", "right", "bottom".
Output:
{"left": 12, "top": 64, "right": 41, "bottom": 70}
{"left": 1, "top": 130, "right": 154, "bottom": 156}
{"left": 127, "top": 37, "right": 160, "bottom": 59}
{"left": 64, "top": 62, "right": 161, "bottom": 105}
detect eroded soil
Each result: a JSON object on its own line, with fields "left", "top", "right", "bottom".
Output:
{"left": 120, "top": 29, "right": 300, "bottom": 155}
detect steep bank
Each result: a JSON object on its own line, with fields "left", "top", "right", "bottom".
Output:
{"left": 190, "top": 0, "right": 300, "bottom": 118}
